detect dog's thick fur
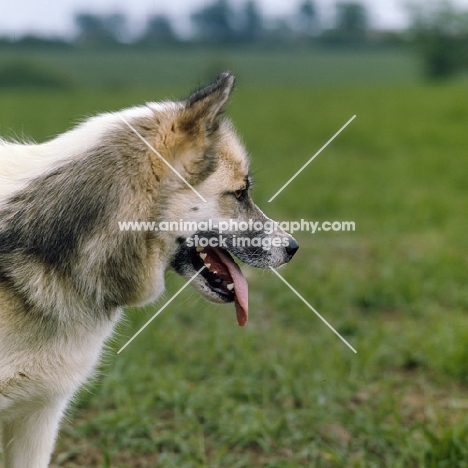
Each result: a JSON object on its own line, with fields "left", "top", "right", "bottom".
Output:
{"left": 0, "top": 73, "right": 297, "bottom": 467}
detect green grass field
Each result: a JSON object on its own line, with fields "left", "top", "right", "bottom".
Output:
{"left": 1, "top": 48, "right": 468, "bottom": 467}
{"left": 0, "top": 46, "right": 420, "bottom": 89}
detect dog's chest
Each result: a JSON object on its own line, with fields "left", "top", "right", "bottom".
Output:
{"left": 0, "top": 309, "right": 121, "bottom": 408}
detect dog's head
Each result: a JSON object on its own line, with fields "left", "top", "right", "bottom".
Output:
{"left": 139, "top": 73, "right": 298, "bottom": 325}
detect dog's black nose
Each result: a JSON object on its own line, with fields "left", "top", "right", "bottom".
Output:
{"left": 285, "top": 238, "right": 299, "bottom": 259}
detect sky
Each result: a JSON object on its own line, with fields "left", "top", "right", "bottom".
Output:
{"left": 0, "top": 0, "right": 464, "bottom": 38}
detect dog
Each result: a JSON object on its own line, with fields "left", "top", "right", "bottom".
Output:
{"left": 0, "top": 73, "right": 298, "bottom": 467}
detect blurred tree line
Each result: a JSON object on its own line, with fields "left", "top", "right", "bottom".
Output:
{"left": 74, "top": 0, "right": 323, "bottom": 46}
{"left": 1, "top": 0, "right": 468, "bottom": 80}
{"left": 0, "top": 1, "right": 372, "bottom": 48}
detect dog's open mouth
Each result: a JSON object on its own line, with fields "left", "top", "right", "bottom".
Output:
{"left": 190, "top": 246, "right": 248, "bottom": 327}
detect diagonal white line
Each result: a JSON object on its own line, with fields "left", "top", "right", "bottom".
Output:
{"left": 117, "top": 267, "right": 206, "bottom": 354}
{"left": 268, "top": 115, "right": 356, "bottom": 203}
{"left": 269, "top": 267, "right": 357, "bottom": 353}
{"left": 118, "top": 114, "right": 207, "bottom": 203}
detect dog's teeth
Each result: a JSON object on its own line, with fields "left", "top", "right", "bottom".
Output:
{"left": 196, "top": 247, "right": 203, "bottom": 253}
{"left": 227, "top": 283, "right": 235, "bottom": 291}
{"left": 204, "top": 263, "right": 211, "bottom": 269}
{"left": 200, "top": 253, "right": 207, "bottom": 260}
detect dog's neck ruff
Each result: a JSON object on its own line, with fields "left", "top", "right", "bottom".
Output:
{"left": 0, "top": 103, "right": 176, "bottom": 207}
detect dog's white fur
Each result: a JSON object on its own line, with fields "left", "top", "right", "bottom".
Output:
{"left": 0, "top": 316, "right": 117, "bottom": 467}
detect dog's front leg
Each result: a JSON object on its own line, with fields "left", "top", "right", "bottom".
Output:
{"left": 2, "top": 397, "right": 68, "bottom": 468}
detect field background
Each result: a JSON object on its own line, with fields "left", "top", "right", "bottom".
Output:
{"left": 1, "top": 47, "right": 468, "bottom": 467}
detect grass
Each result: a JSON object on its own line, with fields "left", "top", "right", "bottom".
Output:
{"left": 0, "top": 46, "right": 420, "bottom": 89}
{"left": 1, "top": 49, "right": 468, "bottom": 466}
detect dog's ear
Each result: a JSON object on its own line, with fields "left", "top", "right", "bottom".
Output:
{"left": 179, "top": 72, "right": 235, "bottom": 134}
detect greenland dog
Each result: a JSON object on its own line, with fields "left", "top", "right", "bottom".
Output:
{"left": 0, "top": 73, "right": 298, "bottom": 467}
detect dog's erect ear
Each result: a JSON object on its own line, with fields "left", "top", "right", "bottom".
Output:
{"left": 180, "top": 72, "right": 235, "bottom": 134}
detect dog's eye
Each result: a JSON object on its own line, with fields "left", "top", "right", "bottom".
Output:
{"left": 233, "top": 188, "right": 247, "bottom": 201}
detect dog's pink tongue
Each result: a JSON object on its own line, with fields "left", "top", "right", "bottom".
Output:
{"left": 215, "top": 249, "right": 249, "bottom": 327}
